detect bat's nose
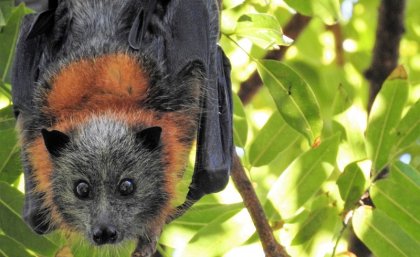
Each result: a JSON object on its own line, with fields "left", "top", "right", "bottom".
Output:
{"left": 92, "top": 225, "right": 118, "bottom": 245}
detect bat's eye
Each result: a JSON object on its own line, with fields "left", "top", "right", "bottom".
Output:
{"left": 75, "top": 181, "right": 91, "bottom": 199}
{"left": 118, "top": 179, "right": 135, "bottom": 196}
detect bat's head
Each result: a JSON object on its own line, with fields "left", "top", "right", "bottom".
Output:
{"left": 41, "top": 116, "right": 168, "bottom": 245}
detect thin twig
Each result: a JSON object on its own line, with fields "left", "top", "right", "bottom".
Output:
{"left": 231, "top": 154, "right": 290, "bottom": 257}
{"left": 237, "top": 13, "right": 312, "bottom": 105}
{"left": 326, "top": 23, "right": 345, "bottom": 67}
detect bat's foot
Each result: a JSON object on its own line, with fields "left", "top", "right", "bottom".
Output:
{"left": 131, "top": 236, "right": 158, "bottom": 257}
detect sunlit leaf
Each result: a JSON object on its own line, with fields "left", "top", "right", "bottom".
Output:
{"left": 371, "top": 162, "right": 420, "bottom": 242}
{"left": 0, "top": 235, "right": 35, "bottom": 257}
{"left": 257, "top": 60, "right": 322, "bottom": 145}
{"left": 366, "top": 70, "right": 409, "bottom": 173}
{"left": 267, "top": 134, "right": 340, "bottom": 219}
{"left": 174, "top": 203, "right": 243, "bottom": 225}
{"left": 233, "top": 93, "right": 248, "bottom": 147}
{"left": 161, "top": 203, "right": 243, "bottom": 249}
{"left": 0, "top": 200, "right": 58, "bottom": 256}
{"left": 182, "top": 209, "right": 255, "bottom": 257}
{"left": 0, "top": 106, "right": 19, "bottom": 183}
{"left": 0, "top": 9, "right": 5, "bottom": 28}
{"left": 0, "top": 0, "right": 14, "bottom": 27}
{"left": 337, "top": 161, "right": 370, "bottom": 212}
{"left": 291, "top": 207, "right": 338, "bottom": 245}
{"left": 353, "top": 207, "right": 420, "bottom": 257}
{"left": 392, "top": 100, "right": 420, "bottom": 155}
{"left": 0, "top": 106, "right": 20, "bottom": 183}
{"left": 284, "top": 0, "right": 341, "bottom": 25}
{"left": 235, "top": 13, "right": 290, "bottom": 49}
{"left": 223, "top": 0, "right": 245, "bottom": 10}
{"left": 284, "top": 0, "right": 312, "bottom": 16}
{"left": 0, "top": 4, "right": 25, "bottom": 84}
{"left": 334, "top": 106, "right": 368, "bottom": 166}
{"left": 248, "top": 111, "right": 300, "bottom": 167}
{"left": 0, "top": 181, "right": 24, "bottom": 213}
{"left": 286, "top": 205, "right": 340, "bottom": 257}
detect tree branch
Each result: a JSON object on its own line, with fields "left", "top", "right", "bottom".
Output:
{"left": 231, "top": 154, "right": 290, "bottom": 257}
{"left": 364, "top": 0, "right": 406, "bottom": 111}
{"left": 326, "top": 23, "right": 345, "bottom": 67}
{"left": 237, "top": 13, "right": 312, "bottom": 105}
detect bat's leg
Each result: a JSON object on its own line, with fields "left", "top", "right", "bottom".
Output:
{"left": 131, "top": 235, "right": 159, "bottom": 257}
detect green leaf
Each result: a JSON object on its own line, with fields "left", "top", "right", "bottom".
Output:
{"left": 312, "top": 0, "right": 341, "bottom": 25}
{"left": 257, "top": 60, "right": 322, "bottom": 145}
{"left": 267, "top": 134, "right": 340, "bottom": 219}
{"left": 286, "top": 204, "right": 341, "bottom": 257}
{"left": 334, "top": 106, "right": 368, "bottom": 164}
{"left": 0, "top": 9, "right": 5, "bottom": 28}
{"left": 161, "top": 203, "right": 243, "bottom": 249}
{"left": 284, "top": 0, "right": 312, "bottom": 16}
{"left": 0, "top": 236, "right": 35, "bottom": 257}
{"left": 353, "top": 207, "right": 420, "bottom": 257}
{"left": 0, "top": 200, "right": 58, "bottom": 257}
{"left": 235, "top": 13, "right": 290, "bottom": 49}
{"left": 0, "top": 149, "right": 21, "bottom": 183}
{"left": 182, "top": 209, "right": 255, "bottom": 257}
{"left": 337, "top": 161, "right": 370, "bottom": 212}
{"left": 223, "top": 0, "right": 245, "bottom": 10}
{"left": 370, "top": 162, "right": 420, "bottom": 242}
{"left": 284, "top": 0, "right": 341, "bottom": 25}
{"left": 0, "top": 4, "right": 25, "bottom": 84}
{"left": 174, "top": 203, "right": 243, "bottom": 225}
{"left": 392, "top": 100, "right": 420, "bottom": 155}
{"left": 366, "top": 75, "right": 409, "bottom": 173}
{"left": 291, "top": 207, "right": 338, "bottom": 245}
{"left": 0, "top": 0, "right": 14, "bottom": 27}
{"left": 0, "top": 106, "right": 19, "bottom": 183}
{"left": 233, "top": 93, "right": 248, "bottom": 147}
{"left": 248, "top": 111, "right": 300, "bottom": 167}
{"left": 0, "top": 105, "right": 15, "bottom": 129}
{"left": 0, "top": 182, "right": 24, "bottom": 213}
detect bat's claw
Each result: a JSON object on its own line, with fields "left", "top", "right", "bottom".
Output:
{"left": 131, "top": 236, "right": 158, "bottom": 257}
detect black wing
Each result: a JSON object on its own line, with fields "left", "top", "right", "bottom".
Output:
{"left": 163, "top": 0, "right": 233, "bottom": 204}
{"left": 12, "top": 12, "right": 55, "bottom": 233}
{"left": 188, "top": 46, "right": 233, "bottom": 200}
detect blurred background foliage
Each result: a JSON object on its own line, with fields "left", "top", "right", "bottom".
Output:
{"left": 0, "top": 0, "right": 419, "bottom": 256}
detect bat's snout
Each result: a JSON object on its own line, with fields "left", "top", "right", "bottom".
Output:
{"left": 92, "top": 224, "right": 119, "bottom": 245}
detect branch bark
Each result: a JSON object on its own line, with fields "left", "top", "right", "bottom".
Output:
{"left": 237, "top": 13, "right": 312, "bottom": 105}
{"left": 326, "top": 23, "right": 345, "bottom": 67}
{"left": 364, "top": 0, "right": 406, "bottom": 111}
{"left": 231, "top": 154, "right": 290, "bottom": 257}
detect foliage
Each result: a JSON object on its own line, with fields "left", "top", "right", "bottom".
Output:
{"left": 0, "top": 0, "right": 419, "bottom": 256}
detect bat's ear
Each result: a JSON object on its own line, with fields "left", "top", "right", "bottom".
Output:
{"left": 41, "top": 129, "right": 70, "bottom": 157}
{"left": 136, "top": 127, "right": 162, "bottom": 151}
{"left": 48, "top": 0, "right": 59, "bottom": 10}
{"left": 26, "top": 9, "right": 56, "bottom": 40}
{"left": 25, "top": 0, "right": 59, "bottom": 40}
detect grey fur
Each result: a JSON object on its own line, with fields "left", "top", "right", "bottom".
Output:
{"left": 50, "top": 116, "right": 167, "bottom": 243}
